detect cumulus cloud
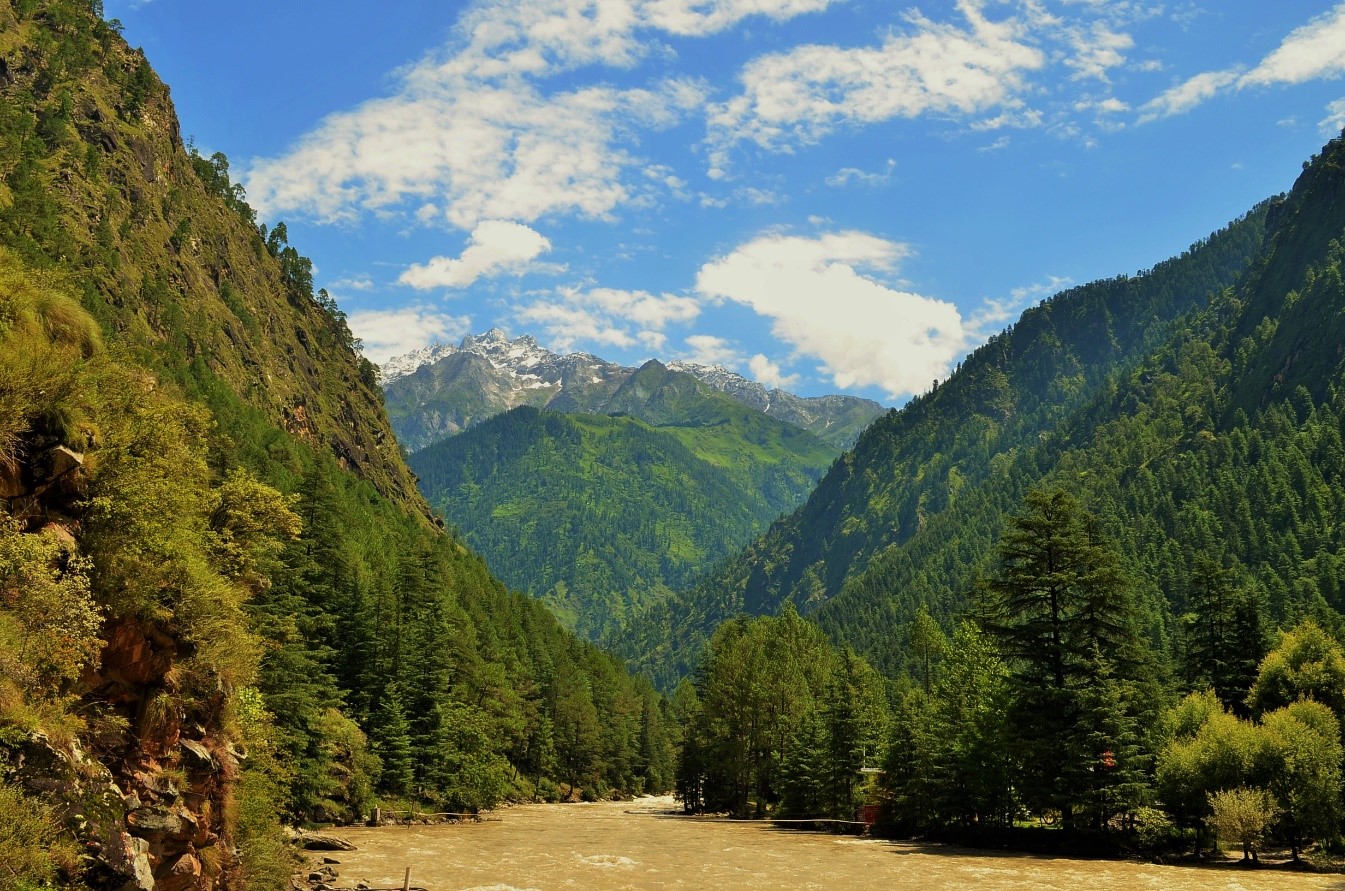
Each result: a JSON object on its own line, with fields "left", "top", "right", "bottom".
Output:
{"left": 705, "top": 0, "right": 1045, "bottom": 171}
{"left": 1138, "top": 69, "right": 1240, "bottom": 122}
{"left": 327, "top": 274, "right": 375, "bottom": 292}
{"left": 248, "top": 77, "right": 706, "bottom": 229}
{"left": 518, "top": 285, "right": 700, "bottom": 352}
{"left": 347, "top": 307, "right": 472, "bottom": 363}
{"left": 694, "top": 231, "right": 965, "bottom": 398}
{"left": 749, "top": 353, "right": 800, "bottom": 389}
{"left": 1140, "top": 4, "right": 1345, "bottom": 122}
{"left": 1239, "top": 4, "right": 1345, "bottom": 87}
{"left": 1062, "top": 21, "right": 1134, "bottom": 81}
{"left": 246, "top": 0, "right": 839, "bottom": 230}
{"left": 400, "top": 221, "right": 553, "bottom": 289}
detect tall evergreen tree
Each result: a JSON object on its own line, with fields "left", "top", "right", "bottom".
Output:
{"left": 983, "top": 488, "right": 1156, "bottom": 829}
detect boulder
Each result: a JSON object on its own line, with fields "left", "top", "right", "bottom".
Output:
{"left": 127, "top": 805, "right": 196, "bottom": 843}
{"left": 296, "top": 832, "right": 357, "bottom": 852}
{"left": 157, "top": 853, "right": 203, "bottom": 891}
{"left": 106, "top": 832, "right": 155, "bottom": 891}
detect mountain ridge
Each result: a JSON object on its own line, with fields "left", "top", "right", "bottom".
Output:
{"left": 382, "top": 329, "right": 884, "bottom": 450}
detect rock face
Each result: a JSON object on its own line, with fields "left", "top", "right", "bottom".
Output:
{"left": 10, "top": 617, "right": 242, "bottom": 891}
{"left": 382, "top": 330, "right": 884, "bottom": 451}
{"left": 3, "top": 439, "right": 235, "bottom": 891}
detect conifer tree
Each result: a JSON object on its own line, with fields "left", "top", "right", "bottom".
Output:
{"left": 370, "top": 688, "right": 415, "bottom": 797}
{"left": 984, "top": 488, "right": 1155, "bottom": 829}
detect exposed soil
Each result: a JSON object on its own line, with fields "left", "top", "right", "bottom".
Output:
{"left": 313, "top": 797, "right": 1345, "bottom": 891}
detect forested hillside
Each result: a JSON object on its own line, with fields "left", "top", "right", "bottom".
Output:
{"left": 410, "top": 396, "right": 834, "bottom": 639}
{"left": 0, "top": 4, "right": 673, "bottom": 889}
{"left": 623, "top": 198, "right": 1271, "bottom": 688}
{"left": 670, "top": 137, "right": 1345, "bottom": 850}
{"left": 815, "top": 134, "right": 1345, "bottom": 676}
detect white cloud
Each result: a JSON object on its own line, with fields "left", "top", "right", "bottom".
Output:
{"left": 1239, "top": 5, "right": 1345, "bottom": 87}
{"left": 1321, "top": 99, "right": 1345, "bottom": 136}
{"left": 826, "top": 159, "right": 896, "bottom": 188}
{"left": 1138, "top": 69, "right": 1239, "bottom": 122}
{"left": 748, "top": 353, "right": 800, "bottom": 389}
{"left": 647, "top": 0, "right": 837, "bottom": 37}
{"left": 705, "top": 1, "right": 1045, "bottom": 171}
{"left": 248, "top": 77, "right": 706, "bottom": 230}
{"left": 516, "top": 301, "right": 639, "bottom": 351}
{"left": 683, "top": 334, "right": 742, "bottom": 367}
{"left": 517, "top": 284, "right": 700, "bottom": 352}
{"left": 327, "top": 274, "right": 375, "bottom": 292}
{"left": 245, "top": 0, "right": 841, "bottom": 231}
{"left": 1009, "top": 274, "right": 1073, "bottom": 303}
{"left": 347, "top": 307, "right": 472, "bottom": 363}
{"left": 1139, "top": 3, "right": 1345, "bottom": 122}
{"left": 694, "top": 231, "right": 965, "bottom": 398}
{"left": 1062, "top": 21, "right": 1134, "bottom": 81}
{"left": 399, "top": 221, "right": 554, "bottom": 289}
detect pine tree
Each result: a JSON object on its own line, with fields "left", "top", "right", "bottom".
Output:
{"left": 370, "top": 687, "right": 415, "bottom": 797}
{"left": 984, "top": 488, "right": 1155, "bottom": 829}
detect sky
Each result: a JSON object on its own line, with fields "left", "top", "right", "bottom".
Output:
{"left": 105, "top": 0, "right": 1345, "bottom": 405}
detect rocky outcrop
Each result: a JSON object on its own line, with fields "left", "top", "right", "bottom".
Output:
{"left": 1, "top": 435, "right": 89, "bottom": 529}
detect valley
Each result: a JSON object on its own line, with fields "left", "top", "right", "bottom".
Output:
{"left": 6, "top": 2, "right": 1345, "bottom": 890}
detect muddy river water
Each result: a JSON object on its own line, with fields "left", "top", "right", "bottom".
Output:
{"left": 318, "top": 796, "right": 1345, "bottom": 891}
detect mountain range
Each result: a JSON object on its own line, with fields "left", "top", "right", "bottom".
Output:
{"left": 382, "top": 329, "right": 885, "bottom": 452}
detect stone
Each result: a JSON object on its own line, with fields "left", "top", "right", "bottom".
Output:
{"left": 127, "top": 805, "right": 196, "bottom": 842}
{"left": 180, "top": 738, "right": 215, "bottom": 769}
{"left": 106, "top": 832, "right": 155, "bottom": 891}
{"left": 47, "top": 445, "right": 84, "bottom": 478}
{"left": 157, "top": 853, "right": 203, "bottom": 891}
{"left": 297, "top": 831, "right": 357, "bottom": 851}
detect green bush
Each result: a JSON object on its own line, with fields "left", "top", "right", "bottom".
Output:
{"left": 0, "top": 781, "right": 78, "bottom": 890}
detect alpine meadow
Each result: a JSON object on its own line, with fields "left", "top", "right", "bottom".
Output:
{"left": 7, "top": 1, "right": 1345, "bottom": 890}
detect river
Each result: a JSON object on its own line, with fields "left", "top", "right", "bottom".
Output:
{"left": 316, "top": 796, "right": 1344, "bottom": 891}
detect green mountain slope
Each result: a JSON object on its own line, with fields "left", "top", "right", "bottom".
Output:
{"left": 0, "top": 4, "right": 675, "bottom": 888}
{"left": 410, "top": 374, "right": 837, "bottom": 638}
{"left": 623, "top": 196, "right": 1270, "bottom": 688}
{"left": 814, "top": 131, "right": 1345, "bottom": 676}
{"left": 0, "top": 3, "right": 423, "bottom": 515}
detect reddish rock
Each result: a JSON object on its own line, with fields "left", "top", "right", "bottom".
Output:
{"left": 157, "top": 853, "right": 203, "bottom": 891}
{"left": 102, "top": 618, "right": 174, "bottom": 687}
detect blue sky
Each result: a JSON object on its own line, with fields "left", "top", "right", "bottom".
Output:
{"left": 107, "top": 0, "right": 1345, "bottom": 404}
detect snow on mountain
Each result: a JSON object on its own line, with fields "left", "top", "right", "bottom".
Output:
{"left": 381, "top": 332, "right": 885, "bottom": 450}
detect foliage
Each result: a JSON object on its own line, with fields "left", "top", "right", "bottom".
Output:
{"left": 1207, "top": 787, "right": 1277, "bottom": 862}
{"left": 0, "top": 516, "right": 101, "bottom": 734}
{"left": 982, "top": 489, "right": 1157, "bottom": 830}
{"left": 411, "top": 405, "right": 834, "bottom": 640}
{"left": 1247, "top": 620, "right": 1345, "bottom": 720}
{"left": 629, "top": 202, "right": 1270, "bottom": 683}
{"left": 676, "top": 608, "right": 888, "bottom": 818}
{"left": 0, "top": 780, "right": 78, "bottom": 890}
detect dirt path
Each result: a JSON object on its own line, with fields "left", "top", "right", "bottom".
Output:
{"left": 315, "top": 796, "right": 1345, "bottom": 891}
